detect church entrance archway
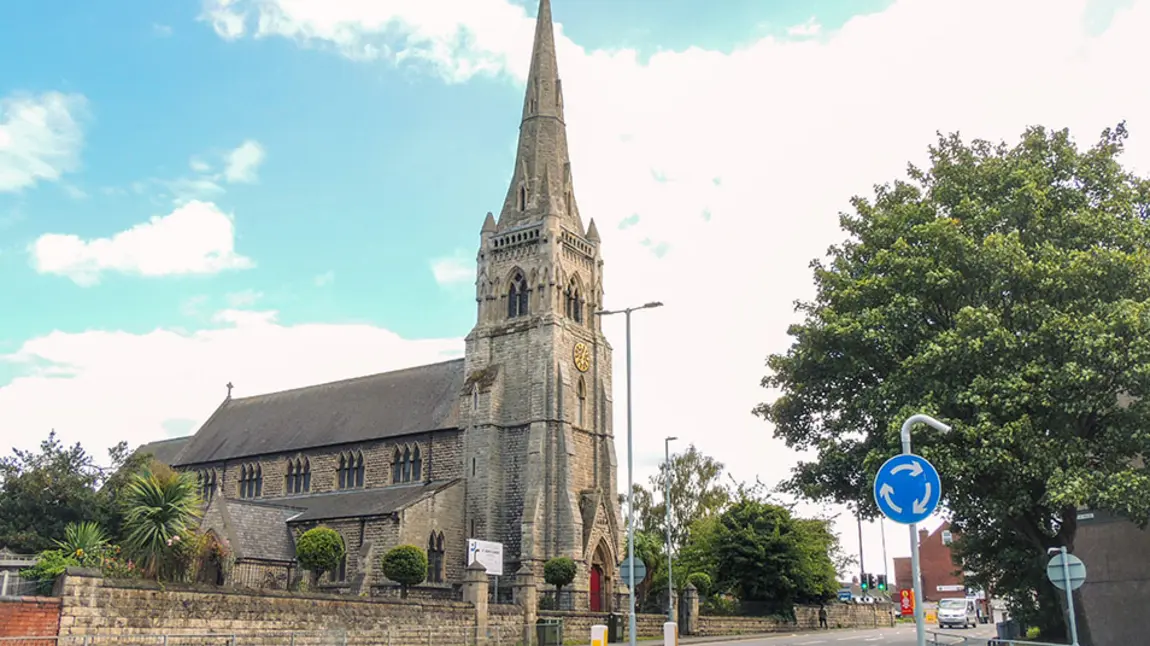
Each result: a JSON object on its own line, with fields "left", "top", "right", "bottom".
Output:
{"left": 590, "top": 540, "right": 613, "bottom": 613}
{"left": 590, "top": 565, "right": 603, "bottom": 612}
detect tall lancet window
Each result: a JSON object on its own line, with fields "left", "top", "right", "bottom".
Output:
{"left": 565, "top": 279, "right": 584, "bottom": 324}
{"left": 577, "top": 377, "right": 587, "bottom": 427}
{"left": 508, "top": 272, "right": 529, "bottom": 318}
{"left": 518, "top": 185, "right": 527, "bottom": 211}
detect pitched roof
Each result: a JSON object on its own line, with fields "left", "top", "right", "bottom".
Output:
{"left": 274, "top": 480, "right": 458, "bottom": 523}
{"left": 174, "top": 359, "right": 465, "bottom": 466}
{"left": 213, "top": 498, "right": 304, "bottom": 561}
{"left": 135, "top": 436, "right": 193, "bottom": 465}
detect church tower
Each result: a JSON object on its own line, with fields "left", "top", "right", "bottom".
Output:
{"left": 461, "top": 0, "right": 621, "bottom": 609}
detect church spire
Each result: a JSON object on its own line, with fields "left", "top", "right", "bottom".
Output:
{"left": 496, "top": 0, "right": 583, "bottom": 233}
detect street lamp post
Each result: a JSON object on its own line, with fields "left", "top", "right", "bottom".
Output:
{"left": 595, "top": 301, "right": 664, "bottom": 646}
{"left": 900, "top": 414, "right": 951, "bottom": 646}
{"left": 664, "top": 435, "right": 677, "bottom": 623}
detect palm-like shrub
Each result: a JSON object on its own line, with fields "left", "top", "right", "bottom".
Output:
{"left": 121, "top": 466, "right": 202, "bottom": 580}
{"left": 54, "top": 521, "right": 108, "bottom": 562}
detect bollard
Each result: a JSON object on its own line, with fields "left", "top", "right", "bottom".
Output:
{"left": 591, "top": 624, "right": 608, "bottom": 646}
{"left": 662, "top": 622, "right": 678, "bottom": 646}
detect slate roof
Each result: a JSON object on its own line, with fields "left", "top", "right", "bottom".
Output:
{"left": 135, "top": 436, "right": 193, "bottom": 465}
{"left": 270, "top": 480, "right": 457, "bottom": 523}
{"left": 174, "top": 359, "right": 465, "bottom": 466}
{"left": 215, "top": 499, "right": 304, "bottom": 562}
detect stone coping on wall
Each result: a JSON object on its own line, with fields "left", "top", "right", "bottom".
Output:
{"left": 62, "top": 568, "right": 473, "bottom": 610}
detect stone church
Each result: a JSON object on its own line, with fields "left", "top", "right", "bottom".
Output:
{"left": 143, "top": 0, "right": 623, "bottom": 611}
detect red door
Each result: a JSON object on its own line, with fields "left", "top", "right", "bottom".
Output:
{"left": 590, "top": 565, "right": 603, "bottom": 612}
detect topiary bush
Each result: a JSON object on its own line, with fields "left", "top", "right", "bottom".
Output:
{"left": 686, "top": 572, "right": 712, "bottom": 595}
{"left": 543, "top": 556, "right": 577, "bottom": 592}
{"left": 296, "top": 526, "right": 345, "bottom": 584}
{"left": 381, "top": 544, "right": 427, "bottom": 598}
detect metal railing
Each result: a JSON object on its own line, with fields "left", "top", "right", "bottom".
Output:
{"left": 924, "top": 631, "right": 1067, "bottom": 646}
{"left": 0, "top": 624, "right": 560, "bottom": 646}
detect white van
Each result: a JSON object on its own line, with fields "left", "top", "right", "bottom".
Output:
{"left": 937, "top": 597, "right": 977, "bottom": 629}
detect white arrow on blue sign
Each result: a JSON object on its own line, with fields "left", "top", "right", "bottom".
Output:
{"left": 873, "top": 454, "right": 942, "bottom": 525}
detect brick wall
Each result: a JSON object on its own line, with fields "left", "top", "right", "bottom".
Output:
{"left": 0, "top": 597, "right": 61, "bottom": 637}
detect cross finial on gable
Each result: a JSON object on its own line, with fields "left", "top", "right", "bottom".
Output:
{"left": 226, "top": 382, "right": 234, "bottom": 400}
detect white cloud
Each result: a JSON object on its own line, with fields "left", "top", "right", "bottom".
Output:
{"left": 787, "top": 18, "right": 822, "bottom": 37}
{"left": 224, "top": 140, "right": 265, "bottom": 183}
{"left": 8, "top": 0, "right": 1147, "bottom": 580}
{"left": 314, "top": 270, "right": 335, "bottom": 286}
{"left": 430, "top": 251, "right": 474, "bottom": 286}
{"left": 0, "top": 91, "right": 87, "bottom": 193}
{"left": 0, "top": 310, "right": 462, "bottom": 467}
{"left": 29, "top": 200, "right": 254, "bottom": 285}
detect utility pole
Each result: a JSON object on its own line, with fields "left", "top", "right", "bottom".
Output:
{"left": 664, "top": 436, "right": 677, "bottom": 624}
{"left": 857, "top": 510, "right": 866, "bottom": 586}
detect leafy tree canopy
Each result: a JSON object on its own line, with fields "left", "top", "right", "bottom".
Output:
{"left": 756, "top": 122, "right": 1150, "bottom": 637}
{"left": 0, "top": 432, "right": 158, "bottom": 553}
{"left": 543, "top": 556, "right": 577, "bottom": 590}
{"left": 0, "top": 431, "right": 104, "bottom": 553}
{"left": 382, "top": 544, "right": 427, "bottom": 596}
{"left": 711, "top": 497, "right": 838, "bottom": 615}
{"left": 296, "top": 526, "right": 345, "bottom": 576}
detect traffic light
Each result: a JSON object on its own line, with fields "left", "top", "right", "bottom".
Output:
{"left": 860, "top": 573, "right": 869, "bottom": 590}
{"left": 877, "top": 574, "right": 887, "bottom": 591}
{"left": 867, "top": 574, "right": 877, "bottom": 591}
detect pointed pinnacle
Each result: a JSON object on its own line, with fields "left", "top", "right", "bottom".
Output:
{"left": 482, "top": 211, "right": 496, "bottom": 233}
{"left": 586, "top": 218, "right": 600, "bottom": 243}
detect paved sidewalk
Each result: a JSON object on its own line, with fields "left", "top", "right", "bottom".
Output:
{"left": 636, "top": 627, "right": 859, "bottom": 645}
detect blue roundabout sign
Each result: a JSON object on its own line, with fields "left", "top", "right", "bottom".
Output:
{"left": 873, "top": 454, "right": 942, "bottom": 525}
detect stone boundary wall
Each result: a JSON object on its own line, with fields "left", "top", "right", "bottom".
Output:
{"left": 37, "top": 569, "right": 892, "bottom": 643}
{"left": 0, "top": 596, "right": 62, "bottom": 638}
{"left": 56, "top": 569, "right": 478, "bottom": 638}
{"left": 695, "top": 603, "right": 894, "bottom": 637}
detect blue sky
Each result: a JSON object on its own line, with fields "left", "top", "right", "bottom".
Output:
{"left": 2, "top": 0, "right": 1148, "bottom": 577}
{"left": 0, "top": 0, "right": 894, "bottom": 347}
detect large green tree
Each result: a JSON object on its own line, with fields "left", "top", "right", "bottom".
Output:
{"left": 756, "top": 123, "right": 1150, "bottom": 638}
{"left": 710, "top": 498, "right": 838, "bottom": 616}
{"left": 0, "top": 432, "right": 103, "bottom": 552}
{"left": 646, "top": 445, "right": 730, "bottom": 553}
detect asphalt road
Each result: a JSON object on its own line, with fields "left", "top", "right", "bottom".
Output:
{"left": 678, "top": 623, "right": 999, "bottom": 645}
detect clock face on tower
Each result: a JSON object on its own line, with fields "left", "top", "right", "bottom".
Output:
{"left": 572, "top": 341, "right": 591, "bottom": 372}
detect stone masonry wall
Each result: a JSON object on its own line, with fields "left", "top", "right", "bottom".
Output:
{"left": 695, "top": 603, "right": 895, "bottom": 637}
{"left": 56, "top": 570, "right": 477, "bottom": 641}
{"left": 539, "top": 610, "right": 667, "bottom": 640}
{"left": 0, "top": 596, "right": 61, "bottom": 638}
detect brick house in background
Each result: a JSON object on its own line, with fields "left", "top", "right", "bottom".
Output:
{"left": 893, "top": 522, "right": 965, "bottom": 601}
{"left": 131, "top": 0, "right": 624, "bottom": 612}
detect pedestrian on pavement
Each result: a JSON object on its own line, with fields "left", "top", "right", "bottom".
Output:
{"left": 819, "top": 604, "right": 828, "bottom": 629}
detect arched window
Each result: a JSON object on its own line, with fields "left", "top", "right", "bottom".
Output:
{"left": 565, "top": 279, "right": 584, "bottom": 323}
{"left": 354, "top": 452, "right": 365, "bottom": 488}
{"left": 393, "top": 448, "right": 404, "bottom": 484}
{"left": 198, "top": 470, "right": 216, "bottom": 502}
{"left": 507, "top": 272, "right": 529, "bottom": 318}
{"left": 412, "top": 446, "right": 423, "bottom": 482}
{"left": 286, "top": 458, "right": 310, "bottom": 494}
{"left": 301, "top": 458, "right": 311, "bottom": 493}
{"left": 577, "top": 378, "right": 587, "bottom": 427}
{"left": 285, "top": 460, "right": 295, "bottom": 493}
{"left": 428, "top": 531, "right": 446, "bottom": 583}
{"left": 239, "top": 464, "right": 262, "bottom": 499}
{"left": 402, "top": 447, "right": 412, "bottom": 482}
{"left": 337, "top": 454, "right": 348, "bottom": 490}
